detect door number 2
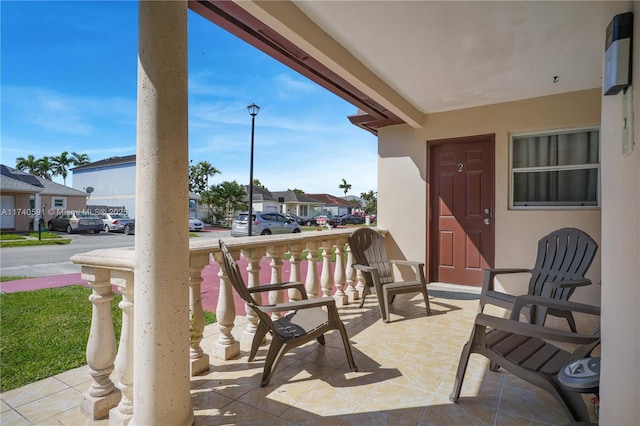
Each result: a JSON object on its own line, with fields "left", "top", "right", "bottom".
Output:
{"left": 457, "top": 163, "right": 464, "bottom": 173}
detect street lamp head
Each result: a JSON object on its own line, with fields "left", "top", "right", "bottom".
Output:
{"left": 247, "top": 103, "right": 260, "bottom": 117}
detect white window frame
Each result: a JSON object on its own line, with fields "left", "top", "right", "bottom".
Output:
{"left": 52, "top": 197, "right": 67, "bottom": 210}
{"left": 509, "top": 126, "right": 601, "bottom": 210}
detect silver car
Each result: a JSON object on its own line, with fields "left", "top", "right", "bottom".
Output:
{"left": 100, "top": 213, "right": 133, "bottom": 232}
{"left": 231, "top": 212, "right": 301, "bottom": 236}
{"left": 47, "top": 211, "right": 103, "bottom": 234}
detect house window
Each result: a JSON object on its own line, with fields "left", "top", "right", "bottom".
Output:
{"left": 511, "top": 127, "right": 600, "bottom": 209}
{"left": 52, "top": 197, "right": 66, "bottom": 210}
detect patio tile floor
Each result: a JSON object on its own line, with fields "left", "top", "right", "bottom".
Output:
{"left": 1, "top": 284, "right": 599, "bottom": 425}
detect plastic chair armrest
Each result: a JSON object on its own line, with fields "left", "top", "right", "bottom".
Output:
{"left": 258, "top": 296, "right": 335, "bottom": 313}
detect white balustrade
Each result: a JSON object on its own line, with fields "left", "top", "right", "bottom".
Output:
{"left": 109, "top": 270, "right": 134, "bottom": 426}
{"left": 71, "top": 228, "right": 384, "bottom": 422}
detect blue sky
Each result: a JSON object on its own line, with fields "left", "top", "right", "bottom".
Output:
{"left": 1, "top": 1, "right": 377, "bottom": 197}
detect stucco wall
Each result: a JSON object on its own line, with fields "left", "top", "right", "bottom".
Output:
{"left": 40, "top": 195, "right": 87, "bottom": 223}
{"left": 378, "top": 88, "right": 602, "bottom": 305}
{"left": 72, "top": 163, "right": 137, "bottom": 217}
{"left": 598, "top": 4, "right": 640, "bottom": 423}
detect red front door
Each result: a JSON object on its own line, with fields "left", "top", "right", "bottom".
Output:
{"left": 429, "top": 135, "right": 495, "bottom": 286}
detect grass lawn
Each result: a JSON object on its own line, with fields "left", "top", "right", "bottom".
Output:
{"left": 0, "top": 231, "right": 71, "bottom": 247}
{"left": 0, "top": 285, "right": 216, "bottom": 392}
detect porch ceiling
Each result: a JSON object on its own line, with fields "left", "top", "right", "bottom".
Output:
{"left": 192, "top": 1, "right": 632, "bottom": 132}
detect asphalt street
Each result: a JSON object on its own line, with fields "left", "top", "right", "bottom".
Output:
{"left": 0, "top": 229, "right": 228, "bottom": 278}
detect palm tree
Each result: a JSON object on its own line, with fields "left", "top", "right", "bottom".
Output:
{"left": 198, "top": 161, "right": 221, "bottom": 188}
{"left": 49, "top": 151, "right": 75, "bottom": 185}
{"left": 71, "top": 152, "right": 90, "bottom": 166}
{"left": 15, "top": 155, "right": 40, "bottom": 174}
{"left": 339, "top": 178, "right": 352, "bottom": 199}
{"left": 34, "top": 157, "right": 53, "bottom": 180}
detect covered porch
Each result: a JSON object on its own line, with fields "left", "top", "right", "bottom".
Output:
{"left": 0, "top": 273, "right": 599, "bottom": 425}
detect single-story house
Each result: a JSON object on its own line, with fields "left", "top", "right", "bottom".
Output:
{"left": 306, "top": 193, "right": 361, "bottom": 216}
{"left": 0, "top": 165, "right": 89, "bottom": 231}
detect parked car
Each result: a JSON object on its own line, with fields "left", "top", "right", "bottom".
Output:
{"left": 231, "top": 212, "right": 301, "bottom": 236}
{"left": 189, "top": 218, "right": 205, "bottom": 232}
{"left": 284, "top": 213, "right": 307, "bottom": 225}
{"left": 47, "top": 211, "right": 103, "bottom": 234}
{"left": 340, "top": 214, "right": 365, "bottom": 225}
{"left": 124, "top": 220, "right": 135, "bottom": 235}
{"left": 100, "top": 212, "right": 133, "bottom": 233}
{"left": 306, "top": 214, "right": 340, "bottom": 227}
{"left": 125, "top": 218, "right": 203, "bottom": 234}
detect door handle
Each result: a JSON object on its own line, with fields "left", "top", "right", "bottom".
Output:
{"left": 484, "top": 218, "right": 491, "bottom": 225}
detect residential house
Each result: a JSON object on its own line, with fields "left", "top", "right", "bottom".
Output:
{"left": 244, "top": 185, "right": 278, "bottom": 212}
{"left": 306, "top": 193, "right": 360, "bottom": 216}
{"left": 65, "top": 2, "right": 639, "bottom": 424}
{"left": 72, "top": 155, "right": 201, "bottom": 219}
{"left": 0, "top": 165, "right": 88, "bottom": 231}
{"left": 270, "top": 190, "right": 321, "bottom": 218}
{"left": 71, "top": 155, "right": 137, "bottom": 217}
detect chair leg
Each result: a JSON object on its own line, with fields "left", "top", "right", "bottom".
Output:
{"left": 449, "top": 339, "right": 473, "bottom": 402}
{"left": 359, "top": 285, "right": 371, "bottom": 308}
{"left": 565, "top": 312, "right": 577, "bottom": 333}
{"left": 548, "top": 381, "right": 591, "bottom": 422}
{"left": 382, "top": 291, "right": 391, "bottom": 323}
{"left": 358, "top": 292, "right": 367, "bottom": 309}
{"left": 422, "top": 288, "right": 432, "bottom": 315}
{"left": 336, "top": 322, "right": 358, "bottom": 373}
{"left": 249, "top": 321, "right": 269, "bottom": 362}
{"left": 260, "top": 339, "right": 287, "bottom": 387}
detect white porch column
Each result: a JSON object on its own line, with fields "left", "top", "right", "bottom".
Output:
{"left": 132, "top": 2, "right": 192, "bottom": 426}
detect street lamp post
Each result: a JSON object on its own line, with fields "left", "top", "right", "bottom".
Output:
{"left": 247, "top": 103, "right": 260, "bottom": 237}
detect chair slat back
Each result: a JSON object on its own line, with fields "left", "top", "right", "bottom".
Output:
{"left": 348, "top": 228, "right": 394, "bottom": 284}
{"left": 219, "top": 240, "right": 274, "bottom": 325}
{"left": 528, "top": 228, "right": 598, "bottom": 300}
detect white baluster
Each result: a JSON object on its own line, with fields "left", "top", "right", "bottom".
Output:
{"left": 81, "top": 267, "right": 121, "bottom": 420}
{"left": 320, "top": 241, "right": 333, "bottom": 297}
{"left": 211, "top": 251, "right": 240, "bottom": 360}
{"left": 287, "top": 243, "right": 304, "bottom": 301}
{"left": 241, "top": 248, "right": 264, "bottom": 347}
{"left": 333, "top": 241, "right": 348, "bottom": 306}
{"left": 109, "top": 271, "right": 134, "bottom": 425}
{"left": 356, "top": 269, "right": 366, "bottom": 299}
{"left": 305, "top": 241, "right": 320, "bottom": 298}
{"left": 267, "top": 245, "right": 287, "bottom": 318}
{"left": 345, "top": 242, "right": 359, "bottom": 303}
{"left": 188, "top": 253, "right": 210, "bottom": 375}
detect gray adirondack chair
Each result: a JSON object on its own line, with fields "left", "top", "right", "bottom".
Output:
{"left": 348, "top": 227, "right": 432, "bottom": 323}
{"left": 479, "top": 227, "right": 597, "bottom": 331}
{"left": 218, "top": 240, "right": 358, "bottom": 387}
{"left": 450, "top": 295, "right": 601, "bottom": 423}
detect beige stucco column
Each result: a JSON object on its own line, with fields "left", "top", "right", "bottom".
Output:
{"left": 131, "top": 1, "right": 193, "bottom": 425}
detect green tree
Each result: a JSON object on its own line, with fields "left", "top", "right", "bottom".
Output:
{"left": 49, "top": 151, "right": 75, "bottom": 186}
{"left": 189, "top": 160, "right": 221, "bottom": 194}
{"left": 34, "top": 157, "right": 53, "bottom": 180}
{"left": 252, "top": 179, "right": 267, "bottom": 190}
{"left": 360, "top": 190, "right": 377, "bottom": 216}
{"left": 201, "top": 181, "right": 247, "bottom": 225}
{"left": 15, "top": 155, "right": 40, "bottom": 175}
{"left": 71, "top": 152, "right": 90, "bottom": 166}
{"left": 339, "top": 178, "right": 352, "bottom": 199}
{"left": 288, "top": 188, "right": 305, "bottom": 194}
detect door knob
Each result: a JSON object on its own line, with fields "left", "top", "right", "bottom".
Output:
{"left": 484, "top": 218, "right": 491, "bottom": 225}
